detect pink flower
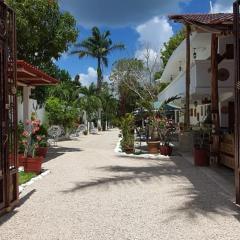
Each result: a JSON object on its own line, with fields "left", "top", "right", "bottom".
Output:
{"left": 22, "top": 131, "right": 29, "bottom": 137}
{"left": 26, "top": 119, "right": 31, "bottom": 125}
{"left": 36, "top": 136, "right": 42, "bottom": 141}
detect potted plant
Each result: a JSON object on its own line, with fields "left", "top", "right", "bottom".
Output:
{"left": 119, "top": 114, "right": 135, "bottom": 154}
{"left": 147, "top": 116, "right": 160, "bottom": 154}
{"left": 21, "top": 114, "right": 44, "bottom": 174}
{"left": 121, "top": 134, "right": 134, "bottom": 154}
{"left": 159, "top": 118, "right": 174, "bottom": 156}
{"left": 34, "top": 124, "right": 49, "bottom": 158}
{"left": 193, "top": 127, "right": 210, "bottom": 166}
{"left": 36, "top": 139, "right": 48, "bottom": 158}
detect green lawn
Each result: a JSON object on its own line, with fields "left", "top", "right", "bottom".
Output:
{"left": 19, "top": 172, "right": 37, "bottom": 185}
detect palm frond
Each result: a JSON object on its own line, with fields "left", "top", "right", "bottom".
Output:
{"left": 108, "top": 43, "right": 125, "bottom": 52}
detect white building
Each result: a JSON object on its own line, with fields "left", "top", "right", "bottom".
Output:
{"left": 158, "top": 31, "right": 234, "bottom": 130}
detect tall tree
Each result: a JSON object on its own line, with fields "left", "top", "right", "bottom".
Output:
{"left": 6, "top": 0, "right": 78, "bottom": 66}
{"left": 72, "top": 27, "right": 124, "bottom": 90}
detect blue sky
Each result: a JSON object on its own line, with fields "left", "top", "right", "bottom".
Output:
{"left": 56, "top": 0, "right": 233, "bottom": 86}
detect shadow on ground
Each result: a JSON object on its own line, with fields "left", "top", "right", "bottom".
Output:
{"left": 61, "top": 155, "right": 240, "bottom": 220}
{"left": 0, "top": 190, "right": 36, "bottom": 225}
{"left": 44, "top": 146, "right": 83, "bottom": 163}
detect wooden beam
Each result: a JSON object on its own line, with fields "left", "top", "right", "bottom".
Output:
{"left": 210, "top": 33, "right": 220, "bottom": 161}
{"left": 233, "top": 0, "right": 240, "bottom": 205}
{"left": 184, "top": 24, "right": 191, "bottom": 129}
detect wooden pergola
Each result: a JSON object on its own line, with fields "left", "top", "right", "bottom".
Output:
{"left": 169, "top": 8, "right": 240, "bottom": 204}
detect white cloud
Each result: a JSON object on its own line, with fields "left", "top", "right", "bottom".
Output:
{"left": 79, "top": 67, "right": 108, "bottom": 86}
{"left": 136, "top": 16, "right": 173, "bottom": 50}
{"left": 135, "top": 16, "right": 173, "bottom": 71}
{"left": 135, "top": 48, "right": 161, "bottom": 69}
{"left": 212, "top": 0, "right": 233, "bottom": 13}
{"left": 79, "top": 67, "right": 97, "bottom": 86}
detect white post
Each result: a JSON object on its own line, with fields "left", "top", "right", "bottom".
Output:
{"left": 174, "top": 110, "right": 177, "bottom": 124}
{"left": 98, "top": 108, "right": 102, "bottom": 130}
{"left": 23, "top": 86, "right": 30, "bottom": 125}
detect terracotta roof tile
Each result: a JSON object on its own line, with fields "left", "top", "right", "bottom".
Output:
{"left": 169, "top": 13, "right": 233, "bottom": 25}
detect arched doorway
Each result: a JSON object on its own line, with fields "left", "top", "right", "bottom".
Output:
{"left": 0, "top": 1, "right": 18, "bottom": 215}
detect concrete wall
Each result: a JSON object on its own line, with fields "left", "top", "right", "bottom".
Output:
{"left": 18, "top": 96, "right": 46, "bottom": 124}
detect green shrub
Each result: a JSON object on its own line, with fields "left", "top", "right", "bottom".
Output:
{"left": 119, "top": 114, "right": 135, "bottom": 151}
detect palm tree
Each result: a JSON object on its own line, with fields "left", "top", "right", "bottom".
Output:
{"left": 99, "top": 89, "right": 118, "bottom": 130}
{"left": 72, "top": 27, "right": 125, "bottom": 90}
{"left": 79, "top": 84, "right": 102, "bottom": 130}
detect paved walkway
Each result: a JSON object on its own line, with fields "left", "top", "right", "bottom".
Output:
{"left": 1, "top": 129, "right": 240, "bottom": 240}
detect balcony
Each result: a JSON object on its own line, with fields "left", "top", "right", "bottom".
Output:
{"left": 158, "top": 59, "right": 234, "bottom": 103}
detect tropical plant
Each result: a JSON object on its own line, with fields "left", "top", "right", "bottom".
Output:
{"left": 45, "top": 97, "right": 79, "bottom": 134}
{"left": 119, "top": 114, "right": 135, "bottom": 152}
{"left": 161, "top": 30, "right": 185, "bottom": 68}
{"left": 72, "top": 26, "right": 124, "bottom": 90}
{"left": 21, "top": 116, "right": 42, "bottom": 157}
{"left": 158, "top": 117, "right": 175, "bottom": 146}
{"left": 98, "top": 84, "right": 119, "bottom": 130}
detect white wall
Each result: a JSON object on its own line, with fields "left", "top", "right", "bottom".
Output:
{"left": 18, "top": 96, "right": 46, "bottom": 124}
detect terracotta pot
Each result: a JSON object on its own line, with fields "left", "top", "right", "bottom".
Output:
{"left": 194, "top": 147, "right": 209, "bottom": 166}
{"left": 147, "top": 141, "right": 160, "bottom": 154}
{"left": 24, "top": 156, "right": 43, "bottom": 174}
{"left": 160, "top": 145, "right": 173, "bottom": 156}
{"left": 36, "top": 147, "right": 48, "bottom": 158}
{"left": 18, "top": 154, "right": 26, "bottom": 166}
{"left": 124, "top": 147, "right": 134, "bottom": 154}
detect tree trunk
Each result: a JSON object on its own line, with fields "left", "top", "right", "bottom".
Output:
{"left": 185, "top": 24, "right": 191, "bottom": 130}
{"left": 97, "top": 58, "right": 102, "bottom": 90}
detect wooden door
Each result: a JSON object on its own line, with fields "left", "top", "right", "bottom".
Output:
{"left": 0, "top": 1, "right": 18, "bottom": 215}
{"left": 0, "top": 38, "right": 6, "bottom": 212}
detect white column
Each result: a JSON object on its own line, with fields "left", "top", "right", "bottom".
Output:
{"left": 98, "top": 108, "right": 102, "bottom": 129}
{"left": 174, "top": 110, "right": 177, "bottom": 124}
{"left": 23, "top": 86, "right": 30, "bottom": 123}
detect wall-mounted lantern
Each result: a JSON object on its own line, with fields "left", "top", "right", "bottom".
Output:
{"left": 179, "top": 61, "right": 182, "bottom": 72}
{"left": 193, "top": 48, "right": 197, "bottom": 59}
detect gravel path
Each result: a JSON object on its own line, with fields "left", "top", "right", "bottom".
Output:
{"left": 1, "top": 129, "right": 240, "bottom": 240}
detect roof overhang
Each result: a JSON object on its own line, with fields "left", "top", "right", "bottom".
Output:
{"left": 17, "top": 60, "right": 58, "bottom": 86}
{"left": 169, "top": 13, "right": 234, "bottom": 34}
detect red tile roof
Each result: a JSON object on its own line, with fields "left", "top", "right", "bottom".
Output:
{"left": 169, "top": 13, "right": 233, "bottom": 26}
{"left": 17, "top": 60, "right": 58, "bottom": 86}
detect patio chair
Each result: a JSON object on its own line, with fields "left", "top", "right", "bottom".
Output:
{"left": 69, "top": 124, "right": 87, "bottom": 138}
{"left": 47, "top": 125, "right": 64, "bottom": 146}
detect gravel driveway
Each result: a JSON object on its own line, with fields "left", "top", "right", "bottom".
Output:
{"left": 0, "top": 129, "right": 240, "bottom": 240}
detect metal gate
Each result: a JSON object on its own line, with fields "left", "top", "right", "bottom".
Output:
{"left": 0, "top": 1, "right": 18, "bottom": 215}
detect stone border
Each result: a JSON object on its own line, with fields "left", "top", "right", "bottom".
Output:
{"left": 114, "top": 138, "right": 170, "bottom": 160}
{"left": 19, "top": 169, "right": 51, "bottom": 194}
